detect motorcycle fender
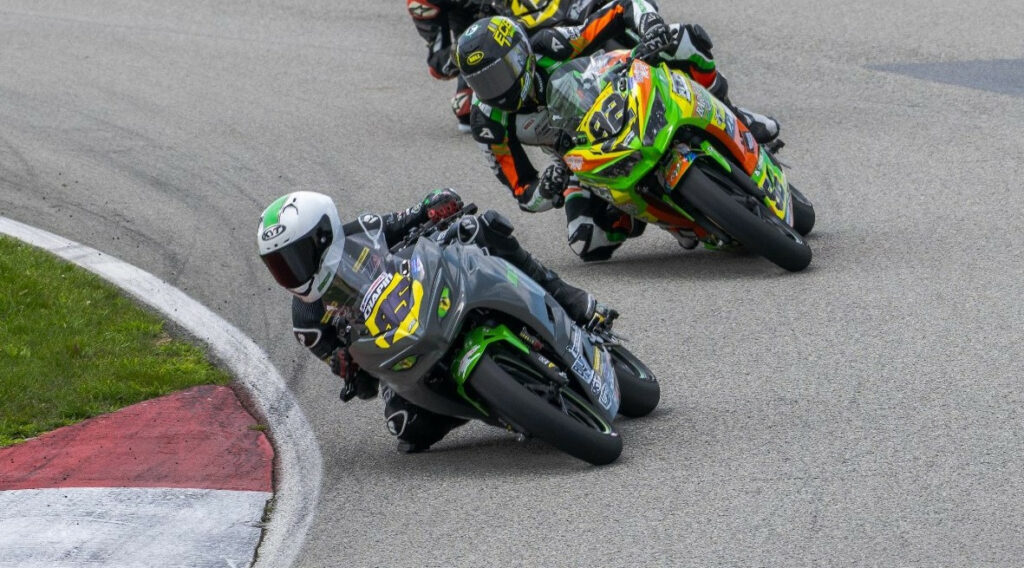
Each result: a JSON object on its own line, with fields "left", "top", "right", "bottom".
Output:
{"left": 451, "top": 325, "right": 530, "bottom": 415}
{"left": 695, "top": 139, "right": 792, "bottom": 224}
{"left": 661, "top": 144, "right": 697, "bottom": 190}
{"left": 751, "top": 150, "right": 794, "bottom": 225}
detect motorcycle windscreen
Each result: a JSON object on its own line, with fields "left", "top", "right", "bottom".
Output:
{"left": 320, "top": 220, "right": 390, "bottom": 322}
{"left": 547, "top": 50, "right": 630, "bottom": 135}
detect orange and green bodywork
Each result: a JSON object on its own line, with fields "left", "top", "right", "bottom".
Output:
{"left": 556, "top": 55, "right": 793, "bottom": 233}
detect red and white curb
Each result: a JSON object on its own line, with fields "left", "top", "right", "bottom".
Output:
{"left": 1, "top": 385, "right": 271, "bottom": 567}
{"left": 0, "top": 217, "right": 322, "bottom": 568}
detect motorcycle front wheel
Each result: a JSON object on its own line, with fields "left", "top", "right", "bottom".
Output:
{"left": 608, "top": 344, "right": 660, "bottom": 418}
{"left": 677, "top": 167, "right": 812, "bottom": 272}
{"left": 789, "top": 184, "right": 816, "bottom": 236}
{"left": 469, "top": 353, "right": 622, "bottom": 465}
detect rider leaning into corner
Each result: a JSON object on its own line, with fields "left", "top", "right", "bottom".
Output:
{"left": 256, "top": 188, "right": 616, "bottom": 453}
{"left": 454, "top": 2, "right": 781, "bottom": 261}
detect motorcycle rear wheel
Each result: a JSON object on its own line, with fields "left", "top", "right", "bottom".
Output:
{"left": 678, "top": 168, "right": 812, "bottom": 272}
{"left": 469, "top": 353, "right": 623, "bottom": 465}
{"left": 608, "top": 344, "right": 660, "bottom": 418}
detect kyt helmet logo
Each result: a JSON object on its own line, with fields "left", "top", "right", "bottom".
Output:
{"left": 261, "top": 224, "right": 286, "bottom": 240}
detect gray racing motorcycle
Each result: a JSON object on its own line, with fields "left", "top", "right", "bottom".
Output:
{"left": 336, "top": 205, "right": 659, "bottom": 465}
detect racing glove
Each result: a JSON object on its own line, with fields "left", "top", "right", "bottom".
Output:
{"left": 422, "top": 187, "right": 464, "bottom": 222}
{"left": 330, "top": 347, "right": 379, "bottom": 402}
{"left": 636, "top": 12, "right": 672, "bottom": 61}
{"left": 537, "top": 162, "right": 570, "bottom": 208}
{"left": 427, "top": 46, "right": 459, "bottom": 80}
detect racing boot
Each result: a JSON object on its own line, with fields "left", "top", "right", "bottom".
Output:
{"left": 383, "top": 386, "right": 467, "bottom": 453}
{"left": 710, "top": 77, "right": 780, "bottom": 145}
{"left": 734, "top": 107, "right": 780, "bottom": 144}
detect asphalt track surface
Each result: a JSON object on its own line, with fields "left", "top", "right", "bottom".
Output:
{"left": 1, "top": 1, "right": 1021, "bottom": 566}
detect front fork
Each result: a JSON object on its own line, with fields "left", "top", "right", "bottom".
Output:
{"left": 451, "top": 323, "right": 611, "bottom": 419}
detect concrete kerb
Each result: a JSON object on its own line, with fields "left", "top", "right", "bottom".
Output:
{"left": 0, "top": 216, "right": 320, "bottom": 568}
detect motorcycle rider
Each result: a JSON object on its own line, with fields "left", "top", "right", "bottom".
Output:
{"left": 454, "top": 9, "right": 779, "bottom": 260}
{"left": 490, "top": 0, "right": 605, "bottom": 28}
{"left": 256, "top": 188, "right": 616, "bottom": 453}
{"left": 406, "top": 0, "right": 497, "bottom": 132}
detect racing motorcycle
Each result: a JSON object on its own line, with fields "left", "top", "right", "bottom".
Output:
{"left": 337, "top": 205, "right": 659, "bottom": 465}
{"left": 547, "top": 50, "right": 815, "bottom": 272}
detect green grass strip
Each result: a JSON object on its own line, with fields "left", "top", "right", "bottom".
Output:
{"left": 0, "top": 235, "right": 231, "bottom": 447}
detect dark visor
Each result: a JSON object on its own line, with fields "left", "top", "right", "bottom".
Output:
{"left": 261, "top": 233, "right": 321, "bottom": 289}
{"left": 260, "top": 214, "right": 332, "bottom": 289}
{"left": 463, "top": 41, "right": 531, "bottom": 101}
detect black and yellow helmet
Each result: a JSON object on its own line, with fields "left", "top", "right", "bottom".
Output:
{"left": 495, "top": 0, "right": 562, "bottom": 29}
{"left": 455, "top": 16, "right": 536, "bottom": 112}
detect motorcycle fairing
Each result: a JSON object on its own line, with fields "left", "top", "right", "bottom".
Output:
{"left": 346, "top": 236, "right": 619, "bottom": 420}
{"left": 362, "top": 272, "right": 425, "bottom": 349}
{"left": 565, "top": 59, "right": 672, "bottom": 193}
{"left": 566, "top": 326, "right": 618, "bottom": 413}
{"left": 553, "top": 52, "right": 795, "bottom": 229}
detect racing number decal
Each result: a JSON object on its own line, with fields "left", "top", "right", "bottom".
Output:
{"left": 363, "top": 273, "right": 424, "bottom": 349}
{"left": 372, "top": 277, "right": 413, "bottom": 332}
{"left": 763, "top": 175, "right": 782, "bottom": 205}
{"left": 766, "top": 174, "right": 789, "bottom": 214}
{"left": 584, "top": 92, "right": 631, "bottom": 141}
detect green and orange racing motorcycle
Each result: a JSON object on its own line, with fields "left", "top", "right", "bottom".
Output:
{"left": 547, "top": 50, "right": 815, "bottom": 272}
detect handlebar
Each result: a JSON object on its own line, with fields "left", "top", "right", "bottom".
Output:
{"left": 389, "top": 203, "right": 478, "bottom": 254}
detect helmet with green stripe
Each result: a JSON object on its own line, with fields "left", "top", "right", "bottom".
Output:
{"left": 257, "top": 191, "right": 343, "bottom": 303}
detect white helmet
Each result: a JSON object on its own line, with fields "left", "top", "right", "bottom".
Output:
{"left": 257, "top": 191, "right": 344, "bottom": 303}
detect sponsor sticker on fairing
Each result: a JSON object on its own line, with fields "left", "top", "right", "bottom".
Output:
{"left": 568, "top": 326, "right": 583, "bottom": 357}
{"left": 743, "top": 131, "right": 756, "bottom": 151}
{"left": 695, "top": 91, "right": 710, "bottom": 120}
{"left": 410, "top": 256, "right": 425, "bottom": 280}
{"left": 671, "top": 73, "right": 692, "bottom": 102}
{"left": 599, "top": 383, "right": 613, "bottom": 408}
{"left": 571, "top": 355, "right": 595, "bottom": 385}
{"left": 631, "top": 62, "right": 649, "bottom": 83}
{"left": 360, "top": 272, "right": 394, "bottom": 320}
{"left": 725, "top": 113, "right": 736, "bottom": 137}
